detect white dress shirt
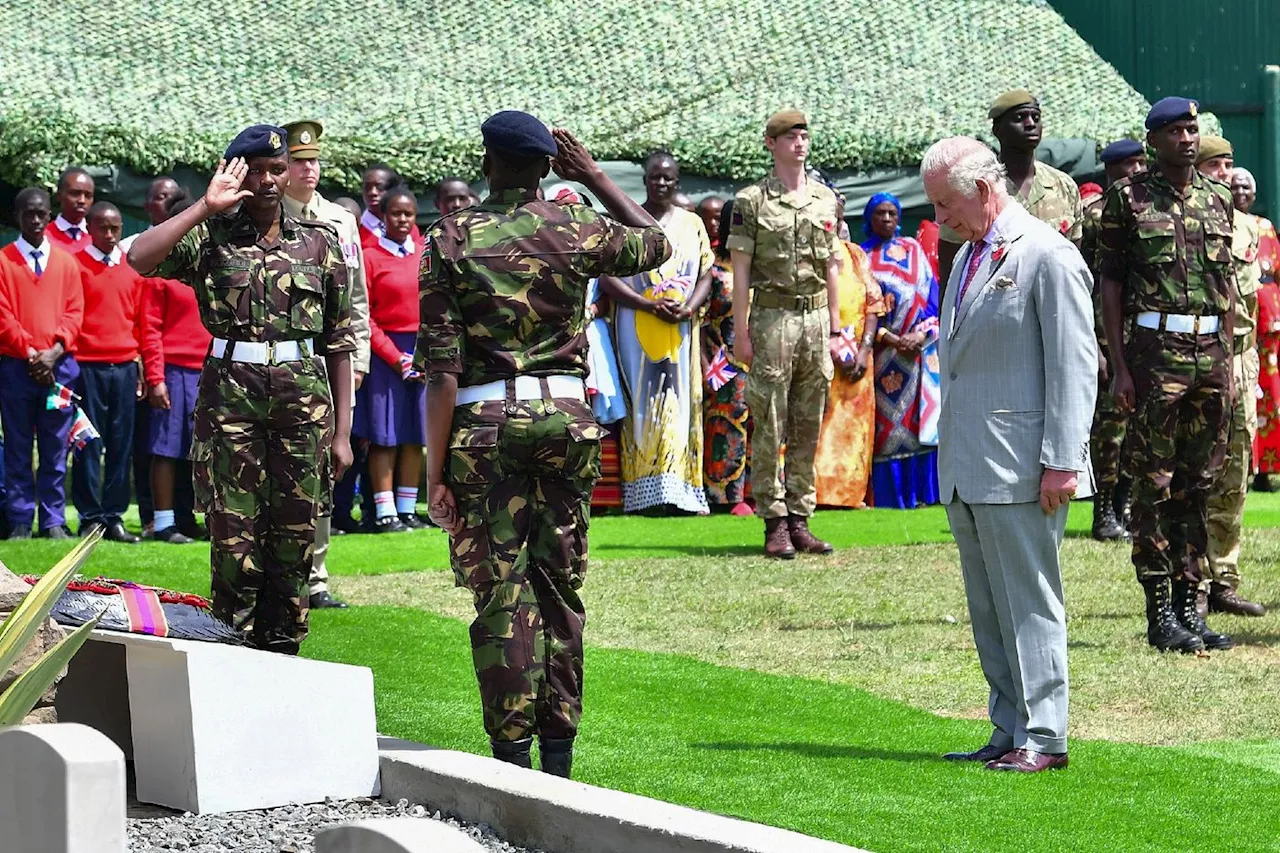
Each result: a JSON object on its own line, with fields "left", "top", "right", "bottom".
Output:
{"left": 14, "top": 235, "right": 52, "bottom": 273}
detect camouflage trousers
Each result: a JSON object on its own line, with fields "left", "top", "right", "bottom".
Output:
{"left": 1206, "top": 344, "right": 1259, "bottom": 589}
{"left": 1125, "top": 328, "right": 1230, "bottom": 583}
{"left": 191, "top": 356, "right": 333, "bottom": 655}
{"left": 1090, "top": 371, "right": 1129, "bottom": 491}
{"left": 745, "top": 304, "right": 833, "bottom": 519}
{"left": 447, "top": 394, "right": 603, "bottom": 743}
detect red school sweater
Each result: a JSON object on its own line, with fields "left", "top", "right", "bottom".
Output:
{"left": 76, "top": 252, "right": 150, "bottom": 364}
{"left": 365, "top": 239, "right": 424, "bottom": 367}
{"left": 0, "top": 242, "right": 84, "bottom": 358}
{"left": 142, "top": 277, "right": 213, "bottom": 385}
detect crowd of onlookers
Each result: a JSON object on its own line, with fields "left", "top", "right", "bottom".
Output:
{"left": 2, "top": 116, "right": 1278, "bottom": 545}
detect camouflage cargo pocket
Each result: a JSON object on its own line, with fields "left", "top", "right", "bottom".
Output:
{"left": 564, "top": 417, "right": 604, "bottom": 482}
{"left": 447, "top": 424, "right": 500, "bottom": 486}
{"left": 1135, "top": 214, "right": 1176, "bottom": 265}
{"left": 288, "top": 264, "right": 326, "bottom": 333}
{"left": 189, "top": 438, "right": 216, "bottom": 513}
{"left": 1204, "top": 216, "right": 1234, "bottom": 266}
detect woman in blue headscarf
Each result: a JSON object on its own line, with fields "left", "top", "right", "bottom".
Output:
{"left": 861, "top": 192, "right": 941, "bottom": 509}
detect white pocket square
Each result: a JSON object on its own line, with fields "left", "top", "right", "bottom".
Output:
{"left": 992, "top": 276, "right": 1017, "bottom": 290}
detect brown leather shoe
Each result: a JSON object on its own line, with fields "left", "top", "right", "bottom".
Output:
{"left": 1209, "top": 586, "right": 1267, "bottom": 617}
{"left": 943, "top": 743, "right": 1010, "bottom": 762}
{"left": 764, "top": 517, "right": 796, "bottom": 560}
{"left": 787, "top": 516, "right": 833, "bottom": 554}
{"left": 985, "top": 748, "right": 1068, "bottom": 772}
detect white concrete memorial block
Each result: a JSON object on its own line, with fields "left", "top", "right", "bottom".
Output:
{"left": 57, "top": 631, "right": 379, "bottom": 814}
{"left": 0, "top": 723, "right": 127, "bottom": 853}
{"left": 316, "top": 819, "right": 487, "bottom": 853}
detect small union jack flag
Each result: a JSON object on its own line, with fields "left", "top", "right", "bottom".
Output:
{"left": 705, "top": 346, "right": 739, "bottom": 391}
{"left": 834, "top": 324, "right": 860, "bottom": 364}
{"left": 46, "top": 382, "right": 78, "bottom": 411}
{"left": 67, "top": 407, "right": 100, "bottom": 455}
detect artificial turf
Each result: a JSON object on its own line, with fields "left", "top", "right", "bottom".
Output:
{"left": 5, "top": 498, "right": 1280, "bottom": 850}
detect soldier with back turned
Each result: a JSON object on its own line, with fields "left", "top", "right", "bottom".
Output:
{"left": 417, "top": 112, "right": 670, "bottom": 778}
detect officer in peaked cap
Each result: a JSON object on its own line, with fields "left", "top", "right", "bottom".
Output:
{"left": 280, "top": 118, "right": 373, "bottom": 611}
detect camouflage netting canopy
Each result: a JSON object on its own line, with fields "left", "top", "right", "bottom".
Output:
{"left": 0, "top": 0, "right": 1151, "bottom": 196}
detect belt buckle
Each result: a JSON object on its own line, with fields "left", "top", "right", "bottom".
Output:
{"left": 1193, "top": 316, "right": 1203, "bottom": 335}
{"left": 265, "top": 341, "right": 278, "bottom": 364}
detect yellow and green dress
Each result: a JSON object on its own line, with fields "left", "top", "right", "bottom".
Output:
{"left": 614, "top": 208, "right": 713, "bottom": 513}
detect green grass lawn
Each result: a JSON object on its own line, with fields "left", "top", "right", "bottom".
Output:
{"left": 5, "top": 497, "right": 1280, "bottom": 850}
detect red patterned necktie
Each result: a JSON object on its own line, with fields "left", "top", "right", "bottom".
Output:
{"left": 956, "top": 239, "right": 986, "bottom": 307}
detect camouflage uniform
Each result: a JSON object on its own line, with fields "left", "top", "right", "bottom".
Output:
{"left": 1081, "top": 194, "right": 1129, "bottom": 496}
{"left": 941, "top": 161, "right": 1084, "bottom": 246}
{"left": 1098, "top": 168, "right": 1236, "bottom": 584}
{"left": 1206, "top": 212, "right": 1261, "bottom": 589}
{"left": 416, "top": 188, "right": 669, "bottom": 743}
{"left": 154, "top": 208, "right": 354, "bottom": 654}
{"left": 727, "top": 175, "right": 839, "bottom": 519}
{"left": 282, "top": 190, "right": 371, "bottom": 599}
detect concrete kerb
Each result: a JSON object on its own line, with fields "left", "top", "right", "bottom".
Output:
{"left": 316, "top": 818, "right": 486, "bottom": 853}
{"left": 378, "top": 737, "right": 871, "bottom": 853}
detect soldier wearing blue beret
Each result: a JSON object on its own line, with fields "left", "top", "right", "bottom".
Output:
{"left": 1083, "top": 139, "right": 1147, "bottom": 542}
{"left": 1098, "top": 96, "right": 1242, "bottom": 653}
{"left": 126, "top": 124, "right": 356, "bottom": 655}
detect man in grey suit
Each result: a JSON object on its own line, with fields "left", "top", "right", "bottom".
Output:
{"left": 921, "top": 137, "right": 1097, "bottom": 774}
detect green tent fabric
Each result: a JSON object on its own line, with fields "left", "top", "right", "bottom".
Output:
{"left": 0, "top": 0, "right": 1151, "bottom": 198}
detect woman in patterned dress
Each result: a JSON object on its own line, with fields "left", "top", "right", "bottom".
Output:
{"left": 1234, "top": 168, "right": 1280, "bottom": 487}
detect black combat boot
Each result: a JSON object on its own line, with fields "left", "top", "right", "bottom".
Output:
{"left": 491, "top": 737, "right": 533, "bottom": 768}
{"left": 1113, "top": 478, "right": 1133, "bottom": 538}
{"left": 540, "top": 737, "right": 574, "bottom": 779}
{"left": 1172, "top": 580, "right": 1233, "bottom": 651}
{"left": 1141, "top": 579, "right": 1204, "bottom": 653}
{"left": 1091, "top": 495, "right": 1125, "bottom": 541}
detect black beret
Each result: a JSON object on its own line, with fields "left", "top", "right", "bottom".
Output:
{"left": 480, "top": 110, "right": 557, "bottom": 159}
{"left": 223, "top": 125, "right": 288, "bottom": 162}
{"left": 1145, "top": 97, "right": 1198, "bottom": 131}
{"left": 1100, "top": 139, "right": 1144, "bottom": 164}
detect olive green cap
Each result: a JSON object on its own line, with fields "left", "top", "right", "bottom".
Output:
{"left": 765, "top": 108, "right": 808, "bottom": 138}
{"left": 282, "top": 119, "right": 324, "bottom": 160}
{"left": 988, "top": 89, "right": 1037, "bottom": 120}
{"left": 1196, "top": 134, "right": 1233, "bottom": 165}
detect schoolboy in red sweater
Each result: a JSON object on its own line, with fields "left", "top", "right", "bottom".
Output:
{"left": 71, "top": 202, "right": 149, "bottom": 542}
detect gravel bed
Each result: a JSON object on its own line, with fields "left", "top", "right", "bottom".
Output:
{"left": 127, "top": 797, "right": 548, "bottom": 853}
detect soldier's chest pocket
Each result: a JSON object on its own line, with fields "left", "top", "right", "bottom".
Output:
{"left": 288, "top": 263, "right": 327, "bottom": 333}
{"left": 206, "top": 257, "right": 254, "bottom": 327}
{"left": 801, "top": 211, "right": 834, "bottom": 262}
{"left": 1134, "top": 214, "right": 1177, "bottom": 265}
{"left": 756, "top": 211, "right": 796, "bottom": 260}
{"left": 1203, "top": 216, "right": 1234, "bottom": 266}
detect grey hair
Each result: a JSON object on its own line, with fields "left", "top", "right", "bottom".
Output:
{"left": 1233, "top": 166, "right": 1257, "bottom": 191}
{"left": 920, "top": 136, "right": 1008, "bottom": 199}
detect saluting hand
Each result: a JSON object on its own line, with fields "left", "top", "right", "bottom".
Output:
{"left": 549, "top": 129, "right": 600, "bottom": 184}
{"left": 204, "top": 158, "right": 253, "bottom": 214}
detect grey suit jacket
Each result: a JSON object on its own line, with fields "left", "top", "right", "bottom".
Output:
{"left": 938, "top": 202, "right": 1097, "bottom": 505}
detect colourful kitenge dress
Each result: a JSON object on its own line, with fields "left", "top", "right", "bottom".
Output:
{"left": 1252, "top": 215, "right": 1280, "bottom": 472}
{"left": 615, "top": 207, "right": 713, "bottom": 513}
{"left": 864, "top": 235, "right": 941, "bottom": 508}
{"left": 701, "top": 257, "right": 752, "bottom": 505}
{"left": 814, "top": 241, "right": 883, "bottom": 508}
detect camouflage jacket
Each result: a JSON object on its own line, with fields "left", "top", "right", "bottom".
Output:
{"left": 1097, "top": 167, "right": 1236, "bottom": 316}
{"left": 153, "top": 206, "right": 355, "bottom": 353}
{"left": 941, "top": 161, "right": 1084, "bottom": 245}
{"left": 416, "top": 188, "right": 671, "bottom": 386}
{"left": 1080, "top": 194, "right": 1104, "bottom": 278}
{"left": 1232, "top": 211, "right": 1261, "bottom": 341}
{"left": 726, "top": 175, "right": 839, "bottom": 296}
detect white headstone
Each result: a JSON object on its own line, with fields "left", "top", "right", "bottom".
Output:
{"left": 0, "top": 723, "right": 127, "bottom": 853}
{"left": 316, "top": 819, "right": 487, "bottom": 853}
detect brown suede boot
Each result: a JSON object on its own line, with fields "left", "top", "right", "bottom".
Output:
{"left": 1209, "top": 584, "right": 1267, "bottom": 617}
{"left": 764, "top": 517, "right": 796, "bottom": 560}
{"left": 787, "top": 516, "right": 833, "bottom": 554}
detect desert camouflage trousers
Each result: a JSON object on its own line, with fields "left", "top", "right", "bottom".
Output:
{"left": 191, "top": 356, "right": 333, "bottom": 655}
{"left": 1206, "top": 344, "right": 1259, "bottom": 589}
{"left": 446, "top": 394, "right": 603, "bottom": 743}
{"left": 745, "top": 305, "right": 833, "bottom": 519}
{"left": 1125, "top": 328, "right": 1230, "bottom": 583}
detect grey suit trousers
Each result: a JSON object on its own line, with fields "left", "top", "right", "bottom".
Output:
{"left": 946, "top": 499, "right": 1069, "bottom": 753}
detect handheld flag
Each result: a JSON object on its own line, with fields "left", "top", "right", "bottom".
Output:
{"left": 46, "top": 382, "right": 77, "bottom": 411}
{"left": 834, "top": 324, "right": 861, "bottom": 364}
{"left": 67, "top": 407, "right": 100, "bottom": 455}
{"left": 705, "top": 346, "right": 739, "bottom": 392}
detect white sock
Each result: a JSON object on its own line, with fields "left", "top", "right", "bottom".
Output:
{"left": 374, "top": 491, "right": 396, "bottom": 520}
{"left": 154, "top": 509, "right": 176, "bottom": 531}
{"left": 395, "top": 487, "right": 419, "bottom": 515}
